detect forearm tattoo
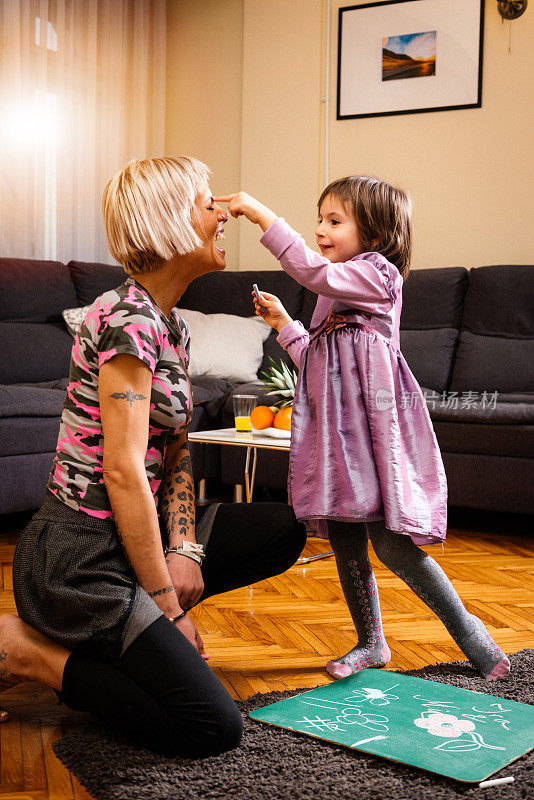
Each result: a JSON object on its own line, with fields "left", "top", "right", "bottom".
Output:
{"left": 109, "top": 388, "right": 146, "bottom": 407}
{"left": 159, "top": 445, "right": 195, "bottom": 539}
{"left": 148, "top": 584, "right": 174, "bottom": 598}
{"left": 114, "top": 522, "right": 132, "bottom": 567}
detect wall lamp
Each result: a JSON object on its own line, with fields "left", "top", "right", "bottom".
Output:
{"left": 497, "top": 1, "right": 527, "bottom": 19}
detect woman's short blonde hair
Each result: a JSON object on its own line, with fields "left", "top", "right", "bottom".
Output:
{"left": 102, "top": 156, "right": 211, "bottom": 274}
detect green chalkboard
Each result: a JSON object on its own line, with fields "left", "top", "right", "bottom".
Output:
{"left": 250, "top": 670, "right": 534, "bottom": 783}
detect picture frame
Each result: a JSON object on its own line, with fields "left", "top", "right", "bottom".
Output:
{"left": 337, "top": 0, "right": 485, "bottom": 120}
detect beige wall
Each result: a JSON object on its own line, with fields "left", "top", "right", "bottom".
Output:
{"left": 166, "top": 0, "right": 534, "bottom": 270}
{"left": 165, "top": 0, "right": 244, "bottom": 269}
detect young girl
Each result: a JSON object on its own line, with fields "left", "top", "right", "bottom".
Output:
{"left": 215, "top": 178, "right": 511, "bottom": 682}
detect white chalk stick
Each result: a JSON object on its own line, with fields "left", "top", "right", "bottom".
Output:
{"left": 478, "top": 776, "right": 515, "bottom": 788}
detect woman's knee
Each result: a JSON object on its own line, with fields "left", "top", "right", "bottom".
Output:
{"left": 269, "top": 503, "right": 307, "bottom": 566}
{"left": 163, "top": 694, "right": 243, "bottom": 758}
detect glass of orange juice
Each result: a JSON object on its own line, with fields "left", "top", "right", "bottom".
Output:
{"left": 233, "top": 395, "right": 257, "bottom": 432}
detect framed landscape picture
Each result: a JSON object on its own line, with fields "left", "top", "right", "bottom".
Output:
{"left": 337, "top": 0, "right": 485, "bottom": 119}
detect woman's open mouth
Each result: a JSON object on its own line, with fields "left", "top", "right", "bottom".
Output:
{"left": 215, "top": 224, "right": 226, "bottom": 254}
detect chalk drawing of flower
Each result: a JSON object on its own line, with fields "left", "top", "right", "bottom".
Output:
{"left": 414, "top": 712, "right": 476, "bottom": 738}
{"left": 346, "top": 685, "right": 400, "bottom": 706}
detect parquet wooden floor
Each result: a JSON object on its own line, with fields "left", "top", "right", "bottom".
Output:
{"left": 0, "top": 507, "right": 532, "bottom": 800}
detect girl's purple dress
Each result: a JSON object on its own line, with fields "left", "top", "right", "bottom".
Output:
{"left": 260, "top": 218, "right": 447, "bottom": 546}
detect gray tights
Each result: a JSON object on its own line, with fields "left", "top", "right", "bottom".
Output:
{"left": 326, "top": 519, "right": 510, "bottom": 681}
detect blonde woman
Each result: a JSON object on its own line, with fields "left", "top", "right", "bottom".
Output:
{"left": 4, "top": 158, "right": 306, "bottom": 756}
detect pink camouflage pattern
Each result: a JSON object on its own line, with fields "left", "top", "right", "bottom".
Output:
{"left": 48, "top": 278, "right": 192, "bottom": 518}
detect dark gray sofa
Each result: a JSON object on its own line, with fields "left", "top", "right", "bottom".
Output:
{"left": 1, "top": 257, "right": 533, "bottom": 517}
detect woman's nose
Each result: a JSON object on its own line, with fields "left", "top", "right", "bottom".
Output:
{"left": 215, "top": 204, "right": 228, "bottom": 221}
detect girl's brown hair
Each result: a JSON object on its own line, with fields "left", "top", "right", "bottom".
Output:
{"left": 318, "top": 175, "right": 412, "bottom": 279}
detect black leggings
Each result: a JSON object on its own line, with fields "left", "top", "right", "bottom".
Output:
{"left": 61, "top": 502, "right": 306, "bottom": 757}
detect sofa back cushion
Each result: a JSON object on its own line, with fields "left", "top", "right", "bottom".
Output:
{"left": 178, "top": 270, "right": 306, "bottom": 318}
{"left": 450, "top": 265, "right": 534, "bottom": 393}
{"left": 0, "top": 257, "right": 78, "bottom": 321}
{"left": 400, "top": 267, "right": 468, "bottom": 392}
{"left": 68, "top": 260, "right": 125, "bottom": 305}
{"left": 0, "top": 258, "right": 78, "bottom": 384}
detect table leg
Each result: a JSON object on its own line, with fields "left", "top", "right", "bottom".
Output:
{"left": 297, "top": 551, "right": 334, "bottom": 563}
{"left": 244, "top": 446, "right": 257, "bottom": 503}
{"left": 197, "top": 478, "right": 209, "bottom": 505}
{"left": 234, "top": 484, "right": 244, "bottom": 503}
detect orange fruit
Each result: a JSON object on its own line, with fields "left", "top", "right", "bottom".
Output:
{"left": 250, "top": 405, "right": 275, "bottom": 430}
{"left": 273, "top": 406, "right": 292, "bottom": 431}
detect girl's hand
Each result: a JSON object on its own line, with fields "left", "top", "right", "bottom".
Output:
{"left": 174, "top": 614, "right": 209, "bottom": 660}
{"left": 214, "top": 192, "right": 278, "bottom": 232}
{"left": 252, "top": 290, "right": 293, "bottom": 333}
{"left": 166, "top": 552, "right": 205, "bottom": 611}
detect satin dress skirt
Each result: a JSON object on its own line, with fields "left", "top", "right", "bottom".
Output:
{"left": 287, "top": 325, "right": 448, "bottom": 546}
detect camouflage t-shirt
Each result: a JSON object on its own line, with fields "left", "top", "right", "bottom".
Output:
{"left": 48, "top": 278, "right": 193, "bottom": 518}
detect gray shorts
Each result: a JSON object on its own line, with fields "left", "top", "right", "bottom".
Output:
{"left": 13, "top": 491, "right": 220, "bottom": 662}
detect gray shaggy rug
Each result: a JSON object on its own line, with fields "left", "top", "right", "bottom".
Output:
{"left": 53, "top": 649, "right": 533, "bottom": 800}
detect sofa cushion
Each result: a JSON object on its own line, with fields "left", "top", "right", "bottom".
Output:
{"left": 460, "top": 264, "right": 534, "bottom": 337}
{"left": 434, "top": 421, "right": 534, "bottom": 459}
{"left": 450, "top": 331, "right": 534, "bottom": 393}
{"left": 178, "top": 270, "right": 306, "bottom": 320}
{"left": 399, "top": 267, "right": 468, "bottom": 393}
{"left": 299, "top": 287, "right": 319, "bottom": 329}
{"left": 401, "top": 267, "right": 468, "bottom": 329}
{"left": 0, "top": 258, "right": 78, "bottom": 322}
{"left": 0, "top": 322, "right": 73, "bottom": 384}
{"left": 0, "top": 453, "right": 56, "bottom": 514}
{"left": 450, "top": 265, "right": 534, "bottom": 393}
{"left": 190, "top": 376, "right": 235, "bottom": 420}
{"left": 399, "top": 329, "right": 458, "bottom": 393}
{"left": 68, "top": 260, "right": 125, "bottom": 306}
{"left": 422, "top": 389, "right": 534, "bottom": 424}
{"left": 0, "top": 383, "right": 67, "bottom": 417}
{"left": 0, "top": 416, "right": 61, "bottom": 457}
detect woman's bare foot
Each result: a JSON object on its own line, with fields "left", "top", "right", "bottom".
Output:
{"left": 0, "top": 615, "right": 32, "bottom": 721}
{"left": 0, "top": 615, "right": 29, "bottom": 687}
{"left": 0, "top": 614, "right": 70, "bottom": 692}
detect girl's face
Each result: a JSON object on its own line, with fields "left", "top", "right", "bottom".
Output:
{"left": 315, "top": 193, "right": 364, "bottom": 263}
{"left": 193, "top": 185, "right": 228, "bottom": 270}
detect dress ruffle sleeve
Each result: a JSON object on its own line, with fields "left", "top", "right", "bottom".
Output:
{"left": 260, "top": 217, "right": 401, "bottom": 315}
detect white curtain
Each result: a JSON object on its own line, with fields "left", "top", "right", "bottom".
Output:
{"left": 0, "top": 0, "right": 166, "bottom": 264}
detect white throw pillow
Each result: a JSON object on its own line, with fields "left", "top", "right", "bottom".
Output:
{"left": 62, "top": 305, "right": 91, "bottom": 336}
{"left": 177, "top": 308, "right": 271, "bottom": 382}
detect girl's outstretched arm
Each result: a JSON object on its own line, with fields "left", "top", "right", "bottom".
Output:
{"left": 215, "top": 194, "right": 399, "bottom": 314}
{"left": 261, "top": 218, "right": 399, "bottom": 314}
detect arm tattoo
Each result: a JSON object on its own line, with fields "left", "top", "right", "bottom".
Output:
{"left": 0, "top": 649, "right": 6, "bottom": 662}
{"left": 148, "top": 584, "right": 174, "bottom": 598}
{"left": 177, "top": 452, "right": 193, "bottom": 479}
{"left": 114, "top": 522, "right": 132, "bottom": 566}
{"left": 159, "top": 445, "right": 195, "bottom": 539}
{"left": 109, "top": 389, "right": 146, "bottom": 407}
